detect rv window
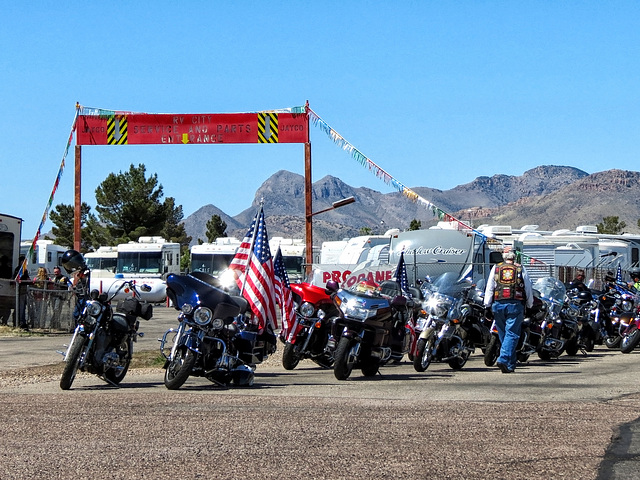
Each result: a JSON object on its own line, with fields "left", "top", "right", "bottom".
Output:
{"left": 632, "top": 248, "right": 639, "bottom": 267}
{"left": 489, "top": 251, "right": 503, "bottom": 264}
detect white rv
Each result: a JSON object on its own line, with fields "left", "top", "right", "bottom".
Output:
{"left": 269, "top": 237, "right": 320, "bottom": 284}
{"left": 20, "top": 239, "right": 69, "bottom": 277}
{"left": 190, "top": 237, "right": 242, "bottom": 277}
{"left": 84, "top": 246, "right": 118, "bottom": 278}
{"left": 0, "top": 214, "right": 23, "bottom": 314}
{"left": 89, "top": 237, "right": 180, "bottom": 303}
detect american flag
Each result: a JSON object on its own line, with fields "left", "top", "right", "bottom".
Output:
{"left": 393, "top": 250, "right": 410, "bottom": 295}
{"left": 228, "top": 207, "right": 278, "bottom": 331}
{"left": 273, "top": 247, "right": 296, "bottom": 340}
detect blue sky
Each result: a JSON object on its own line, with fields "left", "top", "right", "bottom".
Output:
{"left": 1, "top": 1, "right": 638, "bottom": 239}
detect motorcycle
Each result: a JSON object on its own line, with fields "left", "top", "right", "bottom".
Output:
{"left": 160, "top": 272, "right": 277, "bottom": 389}
{"left": 534, "top": 277, "right": 580, "bottom": 360}
{"left": 325, "top": 278, "right": 413, "bottom": 380}
{"left": 620, "top": 304, "right": 640, "bottom": 353}
{"left": 59, "top": 250, "right": 153, "bottom": 390}
{"left": 280, "top": 282, "right": 338, "bottom": 370}
{"left": 483, "top": 295, "right": 545, "bottom": 367}
{"left": 413, "top": 272, "right": 491, "bottom": 372}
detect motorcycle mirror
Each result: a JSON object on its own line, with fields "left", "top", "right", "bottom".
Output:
{"left": 141, "top": 284, "right": 152, "bottom": 292}
{"left": 325, "top": 281, "right": 339, "bottom": 294}
{"left": 90, "top": 289, "right": 100, "bottom": 300}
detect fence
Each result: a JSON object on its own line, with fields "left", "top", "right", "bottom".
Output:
{"left": 25, "top": 287, "right": 75, "bottom": 331}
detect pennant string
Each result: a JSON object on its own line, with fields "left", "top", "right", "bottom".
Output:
{"left": 17, "top": 104, "right": 80, "bottom": 280}
{"left": 308, "top": 108, "right": 486, "bottom": 239}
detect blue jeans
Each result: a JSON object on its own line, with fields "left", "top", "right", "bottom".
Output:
{"left": 492, "top": 300, "right": 524, "bottom": 371}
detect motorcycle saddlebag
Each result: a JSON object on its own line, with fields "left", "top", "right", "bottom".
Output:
{"left": 117, "top": 298, "right": 153, "bottom": 320}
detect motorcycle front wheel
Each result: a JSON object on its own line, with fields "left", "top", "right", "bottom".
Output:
{"left": 620, "top": 327, "right": 640, "bottom": 354}
{"left": 334, "top": 337, "right": 356, "bottom": 380}
{"left": 164, "top": 347, "right": 196, "bottom": 390}
{"left": 413, "top": 335, "right": 435, "bottom": 372}
{"left": 483, "top": 335, "right": 500, "bottom": 367}
{"left": 604, "top": 335, "right": 621, "bottom": 349}
{"left": 565, "top": 337, "right": 580, "bottom": 356}
{"left": 60, "top": 337, "right": 86, "bottom": 390}
{"left": 282, "top": 343, "right": 301, "bottom": 370}
{"left": 104, "top": 341, "right": 131, "bottom": 385}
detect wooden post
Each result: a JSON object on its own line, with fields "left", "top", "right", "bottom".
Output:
{"left": 74, "top": 145, "right": 81, "bottom": 251}
{"left": 304, "top": 141, "right": 312, "bottom": 277}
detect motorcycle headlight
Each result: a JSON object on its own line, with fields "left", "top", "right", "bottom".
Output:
{"left": 299, "top": 302, "right": 315, "bottom": 317}
{"left": 340, "top": 299, "right": 377, "bottom": 321}
{"left": 425, "top": 294, "right": 452, "bottom": 318}
{"left": 193, "top": 306, "right": 213, "bottom": 326}
{"left": 622, "top": 300, "right": 633, "bottom": 312}
{"left": 181, "top": 304, "right": 194, "bottom": 315}
{"left": 211, "top": 318, "right": 224, "bottom": 330}
{"left": 86, "top": 300, "right": 103, "bottom": 317}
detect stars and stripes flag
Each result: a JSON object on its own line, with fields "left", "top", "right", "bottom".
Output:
{"left": 393, "top": 250, "right": 410, "bottom": 295}
{"left": 616, "top": 264, "right": 623, "bottom": 284}
{"left": 228, "top": 206, "right": 278, "bottom": 331}
{"left": 273, "top": 247, "right": 296, "bottom": 340}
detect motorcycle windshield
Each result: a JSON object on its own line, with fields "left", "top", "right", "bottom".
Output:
{"left": 533, "top": 277, "right": 566, "bottom": 314}
{"left": 166, "top": 273, "right": 244, "bottom": 315}
{"left": 421, "top": 272, "right": 471, "bottom": 298}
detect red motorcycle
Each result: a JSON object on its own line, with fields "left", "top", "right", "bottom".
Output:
{"left": 280, "top": 282, "right": 338, "bottom": 370}
{"left": 619, "top": 303, "right": 640, "bottom": 354}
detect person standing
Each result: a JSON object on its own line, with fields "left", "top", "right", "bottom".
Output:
{"left": 484, "top": 251, "right": 533, "bottom": 373}
{"left": 50, "top": 266, "right": 70, "bottom": 329}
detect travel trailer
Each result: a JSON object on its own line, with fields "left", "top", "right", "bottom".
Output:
{"left": 20, "top": 239, "right": 69, "bottom": 278}
{"left": 0, "top": 214, "right": 23, "bottom": 314}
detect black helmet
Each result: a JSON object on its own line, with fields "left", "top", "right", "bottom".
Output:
{"left": 61, "top": 249, "right": 87, "bottom": 274}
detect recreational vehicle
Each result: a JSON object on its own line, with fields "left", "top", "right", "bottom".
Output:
{"left": 0, "top": 214, "right": 23, "bottom": 316}
{"left": 190, "top": 237, "right": 242, "bottom": 277}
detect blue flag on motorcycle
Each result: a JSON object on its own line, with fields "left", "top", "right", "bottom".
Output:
{"left": 393, "top": 250, "right": 410, "bottom": 296}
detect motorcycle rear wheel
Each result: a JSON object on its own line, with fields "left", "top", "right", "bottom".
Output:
{"left": 60, "top": 337, "right": 86, "bottom": 390}
{"left": 164, "top": 348, "right": 196, "bottom": 390}
{"left": 282, "top": 343, "right": 301, "bottom": 370}
{"left": 620, "top": 327, "right": 640, "bottom": 354}
{"left": 483, "top": 336, "right": 500, "bottom": 367}
{"left": 334, "top": 337, "right": 355, "bottom": 381}
{"left": 565, "top": 337, "right": 580, "bottom": 356}
{"left": 104, "top": 342, "right": 131, "bottom": 385}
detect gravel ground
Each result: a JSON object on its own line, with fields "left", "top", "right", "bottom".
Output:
{"left": 2, "top": 350, "right": 640, "bottom": 480}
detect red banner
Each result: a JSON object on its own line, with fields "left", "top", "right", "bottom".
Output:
{"left": 76, "top": 112, "right": 308, "bottom": 145}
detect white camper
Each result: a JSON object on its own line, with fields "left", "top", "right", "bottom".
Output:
{"left": 20, "top": 239, "right": 69, "bottom": 277}
{"left": 269, "top": 237, "right": 320, "bottom": 284}
{"left": 84, "top": 246, "right": 118, "bottom": 279}
{"left": 0, "top": 213, "right": 23, "bottom": 313}
{"left": 190, "top": 237, "right": 242, "bottom": 277}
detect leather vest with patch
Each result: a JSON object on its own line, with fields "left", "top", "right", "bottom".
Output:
{"left": 493, "top": 263, "right": 525, "bottom": 302}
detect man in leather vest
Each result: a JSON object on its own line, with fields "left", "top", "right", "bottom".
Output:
{"left": 484, "top": 251, "right": 533, "bottom": 373}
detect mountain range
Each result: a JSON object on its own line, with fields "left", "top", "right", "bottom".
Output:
{"left": 182, "top": 166, "right": 640, "bottom": 245}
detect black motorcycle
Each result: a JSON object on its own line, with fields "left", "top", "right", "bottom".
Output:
{"left": 413, "top": 273, "right": 490, "bottom": 372}
{"left": 160, "top": 272, "right": 277, "bottom": 389}
{"left": 325, "top": 279, "right": 412, "bottom": 380}
{"left": 59, "top": 250, "right": 153, "bottom": 390}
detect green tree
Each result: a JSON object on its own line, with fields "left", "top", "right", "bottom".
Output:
{"left": 204, "top": 215, "right": 227, "bottom": 243}
{"left": 596, "top": 216, "right": 626, "bottom": 235}
{"left": 49, "top": 202, "right": 106, "bottom": 252}
{"left": 359, "top": 227, "right": 373, "bottom": 235}
{"left": 94, "top": 164, "right": 170, "bottom": 243}
{"left": 409, "top": 219, "right": 422, "bottom": 231}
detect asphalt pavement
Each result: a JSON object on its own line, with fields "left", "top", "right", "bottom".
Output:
{"left": 1, "top": 305, "right": 640, "bottom": 479}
